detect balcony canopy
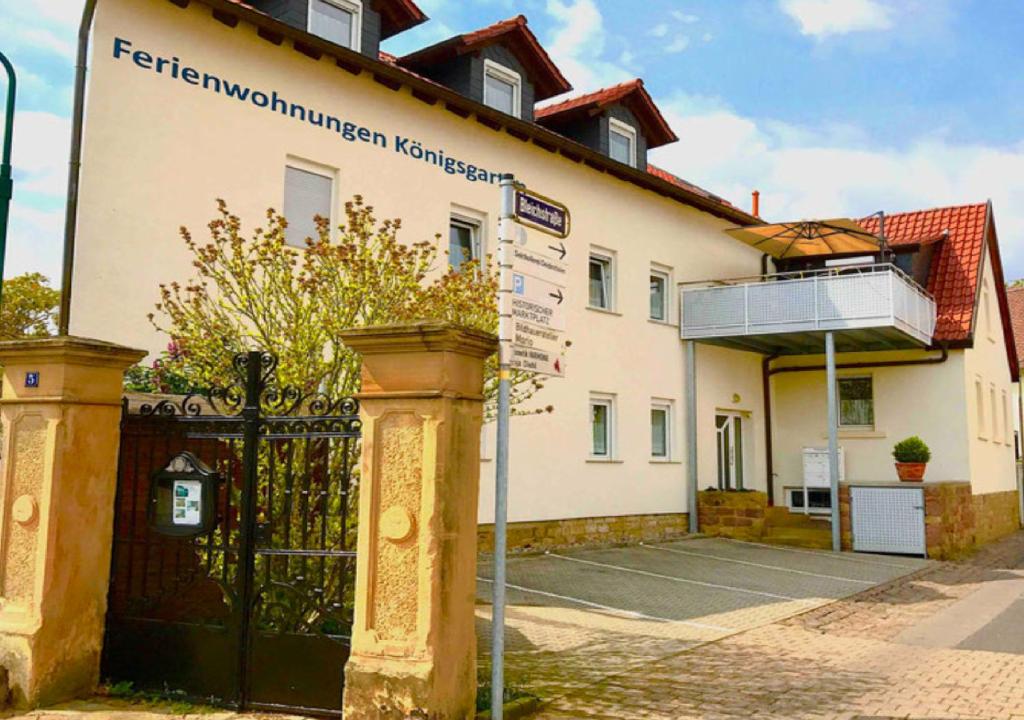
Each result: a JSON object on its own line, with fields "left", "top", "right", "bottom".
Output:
{"left": 680, "top": 264, "right": 936, "bottom": 355}
{"left": 724, "top": 219, "right": 882, "bottom": 259}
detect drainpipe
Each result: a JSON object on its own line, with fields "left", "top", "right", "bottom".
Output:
{"left": 58, "top": 0, "right": 99, "bottom": 335}
{"left": 825, "top": 332, "right": 840, "bottom": 552}
{"left": 1018, "top": 373, "right": 1024, "bottom": 527}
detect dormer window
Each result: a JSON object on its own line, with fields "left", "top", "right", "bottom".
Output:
{"left": 308, "top": 0, "right": 362, "bottom": 51}
{"left": 483, "top": 59, "right": 522, "bottom": 117}
{"left": 609, "top": 118, "right": 637, "bottom": 167}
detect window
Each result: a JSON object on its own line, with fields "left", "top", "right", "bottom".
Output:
{"left": 984, "top": 287, "right": 994, "bottom": 340}
{"left": 483, "top": 60, "right": 521, "bottom": 117}
{"left": 650, "top": 268, "right": 669, "bottom": 321}
{"left": 788, "top": 488, "right": 832, "bottom": 513}
{"left": 608, "top": 118, "right": 637, "bottom": 167}
{"left": 1003, "top": 391, "right": 1011, "bottom": 447}
{"left": 991, "top": 384, "right": 999, "bottom": 442}
{"left": 837, "top": 376, "right": 874, "bottom": 428}
{"left": 976, "top": 377, "right": 986, "bottom": 439}
{"left": 589, "top": 251, "right": 614, "bottom": 310}
{"left": 590, "top": 395, "right": 615, "bottom": 459}
{"left": 284, "top": 165, "right": 333, "bottom": 247}
{"left": 308, "top": 0, "right": 361, "bottom": 50}
{"left": 651, "top": 402, "right": 672, "bottom": 459}
{"left": 449, "top": 216, "right": 481, "bottom": 270}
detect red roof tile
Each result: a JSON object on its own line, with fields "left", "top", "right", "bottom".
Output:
{"left": 535, "top": 79, "right": 678, "bottom": 148}
{"left": 397, "top": 15, "right": 572, "bottom": 101}
{"left": 1006, "top": 286, "right": 1024, "bottom": 367}
{"left": 647, "top": 165, "right": 732, "bottom": 206}
{"left": 859, "top": 202, "right": 1018, "bottom": 379}
{"left": 860, "top": 203, "right": 988, "bottom": 343}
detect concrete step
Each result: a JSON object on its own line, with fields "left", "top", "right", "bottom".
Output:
{"left": 760, "top": 526, "right": 833, "bottom": 550}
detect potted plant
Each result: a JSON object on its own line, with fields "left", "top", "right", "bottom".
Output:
{"left": 892, "top": 436, "right": 931, "bottom": 482}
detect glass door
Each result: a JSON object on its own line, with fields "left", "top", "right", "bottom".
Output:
{"left": 715, "top": 413, "right": 744, "bottom": 490}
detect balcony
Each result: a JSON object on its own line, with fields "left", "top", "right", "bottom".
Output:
{"left": 680, "top": 264, "right": 936, "bottom": 354}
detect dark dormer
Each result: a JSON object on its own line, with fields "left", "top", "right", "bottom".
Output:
{"left": 248, "top": 0, "right": 427, "bottom": 60}
{"left": 534, "top": 79, "right": 678, "bottom": 170}
{"left": 396, "top": 16, "right": 572, "bottom": 122}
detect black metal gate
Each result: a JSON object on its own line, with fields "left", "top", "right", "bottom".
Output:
{"left": 103, "top": 351, "right": 361, "bottom": 716}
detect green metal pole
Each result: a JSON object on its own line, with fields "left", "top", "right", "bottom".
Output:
{"left": 0, "top": 51, "right": 15, "bottom": 309}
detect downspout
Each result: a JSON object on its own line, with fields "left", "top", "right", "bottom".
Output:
{"left": 1018, "top": 370, "right": 1024, "bottom": 527}
{"left": 762, "top": 352, "right": 778, "bottom": 505}
{"left": 58, "top": 0, "right": 99, "bottom": 335}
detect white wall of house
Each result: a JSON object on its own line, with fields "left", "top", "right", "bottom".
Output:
{"left": 770, "top": 349, "right": 971, "bottom": 502}
{"left": 73, "top": 0, "right": 766, "bottom": 525}
{"left": 963, "top": 246, "right": 1018, "bottom": 494}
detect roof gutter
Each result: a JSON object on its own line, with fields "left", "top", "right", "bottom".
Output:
{"left": 58, "top": 0, "right": 99, "bottom": 335}
{"left": 767, "top": 345, "right": 949, "bottom": 377}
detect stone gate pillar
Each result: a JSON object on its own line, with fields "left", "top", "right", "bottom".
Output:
{"left": 340, "top": 322, "right": 497, "bottom": 720}
{"left": 0, "top": 337, "right": 145, "bottom": 707}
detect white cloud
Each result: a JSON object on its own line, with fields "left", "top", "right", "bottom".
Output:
{"left": 649, "top": 23, "right": 669, "bottom": 38}
{"left": 543, "top": 0, "right": 633, "bottom": 93}
{"left": 702, "top": 32, "right": 714, "bottom": 43}
{"left": 11, "top": 111, "right": 71, "bottom": 196}
{"left": 665, "top": 35, "right": 690, "bottom": 54}
{"left": 779, "top": 0, "right": 893, "bottom": 39}
{"left": 652, "top": 95, "right": 1024, "bottom": 279}
{"left": 6, "top": 204, "right": 64, "bottom": 282}
{"left": 671, "top": 11, "right": 699, "bottom": 24}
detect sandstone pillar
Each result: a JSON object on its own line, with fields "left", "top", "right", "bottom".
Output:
{"left": 0, "top": 337, "right": 145, "bottom": 707}
{"left": 341, "top": 322, "right": 497, "bottom": 720}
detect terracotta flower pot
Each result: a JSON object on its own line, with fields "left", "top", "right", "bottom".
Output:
{"left": 895, "top": 462, "right": 926, "bottom": 482}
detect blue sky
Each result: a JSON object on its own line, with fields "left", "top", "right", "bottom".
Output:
{"left": 3, "top": 0, "right": 1024, "bottom": 283}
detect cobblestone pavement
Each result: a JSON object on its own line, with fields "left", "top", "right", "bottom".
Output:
{"left": 478, "top": 533, "right": 1024, "bottom": 720}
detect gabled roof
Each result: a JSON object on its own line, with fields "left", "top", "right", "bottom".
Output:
{"left": 397, "top": 15, "right": 572, "bottom": 101}
{"left": 535, "top": 79, "right": 679, "bottom": 149}
{"left": 647, "top": 165, "right": 733, "bottom": 207}
{"left": 860, "top": 202, "right": 1019, "bottom": 379}
{"left": 373, "top": 0, "right": 428, "bottom": 40}
{"left": 1006, "top": 286, "right": 1024, "bottom": 368}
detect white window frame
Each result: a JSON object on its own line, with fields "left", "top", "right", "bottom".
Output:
{"left": 990, "top": 383, "right": 999, "bottom": 442}
{"left": 589, "top": 393, "right": 616, "bottom": 460}
{"left": 836, "top": 375, "right": 874, "bottom": 430}
{"left": 449, "top": 207, "right": 486, "bottom": 270}
{"left": 608, "top": 117, "right": 638, "bottom": 167}
{"left": 482, "top": 59, "right": 522, "bottom": 118}
{"left": 308, "top": 0, "right": 362, "bottom": 51}
{"left": 589, "top": 249, "right": 616, "bottom": 311}
{"left": 650, "top": 400, "right": 673, "bottom": 461}
{"left": 649, "top": 266, "right": 671, "bottom": 322}
{"left": 283, "top": 159, "right": 336, "bottom": 249}
{"left": 1003, "top": 390, "right": 1012, "bottom": 447}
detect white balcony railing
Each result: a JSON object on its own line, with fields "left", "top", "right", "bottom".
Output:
{"left": 680, "top": 264, "right": 936, "bottom": 347}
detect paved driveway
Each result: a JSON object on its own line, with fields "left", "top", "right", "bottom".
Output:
{"left": 476, "top": 537, "right": 929, "bottom": 708}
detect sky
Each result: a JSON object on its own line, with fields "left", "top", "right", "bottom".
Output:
{"left": 3, "top": 0, "right": 1024, "bottom": 284}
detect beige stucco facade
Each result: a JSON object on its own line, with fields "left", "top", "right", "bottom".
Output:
{"left": 71, "top": 0, "right": 767, "bottom": 527}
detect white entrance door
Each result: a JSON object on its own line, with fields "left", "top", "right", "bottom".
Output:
{"left": 715, "top": 413, "right": 744, "bottom": 490}
{"left": 850, "top": 486, "right": 926, "bottom": 556}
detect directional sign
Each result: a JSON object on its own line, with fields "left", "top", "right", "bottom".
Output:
{"left": 512, "top": 318, "right": 563, "bottom": 356}
{"left": 511, "top": 272, "right": 566, "bottom": 331}
{"left": 512, "top": 245, "right": 568, "bottom": 286}
{"left": 514, "top": 189, "right": 570, "bottom": 238}
{"left": 511, "top": 345, "right": 565, "bottom": 378}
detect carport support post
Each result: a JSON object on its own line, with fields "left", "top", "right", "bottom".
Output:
{"left": 826, "top": 331, "right": 841, "bottom": 552}
{"left": 340, "top": 323, "right": 497, "bottom": 720}
{"left": 686, "top": 340, "right": 698, "bottom": 534}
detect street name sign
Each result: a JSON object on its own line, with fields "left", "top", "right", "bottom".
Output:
{"left": 514, "top": 189, "right": 570, "bottom": 238}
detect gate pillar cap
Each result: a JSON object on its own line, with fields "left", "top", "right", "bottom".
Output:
{"left": 341, "top": 322, "right": 497, "bottom": 399}
{"left": 0, "top": 335, "right": 146, "bottom": 404}
{"left": 0, "top": 335, "right": 146, "bottom": 368}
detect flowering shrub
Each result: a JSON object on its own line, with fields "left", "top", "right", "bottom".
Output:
{"left": 138, "top": 197, "right": 556, "bottom": 417}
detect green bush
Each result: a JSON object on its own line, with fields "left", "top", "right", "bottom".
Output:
{"left": 892, "top": 436, "right": 931, "bottom": 463}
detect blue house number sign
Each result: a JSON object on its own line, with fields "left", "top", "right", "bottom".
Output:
{"left": 24, "top": 372, "right": 39, "bottom": 388}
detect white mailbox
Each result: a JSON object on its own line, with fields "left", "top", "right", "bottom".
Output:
{"left": 802, "top": 447, "right": 845, "bottom": 489}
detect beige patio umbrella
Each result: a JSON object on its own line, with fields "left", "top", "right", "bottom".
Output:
{"left": 724, "top": 218, "right": 882, "bottom": 259}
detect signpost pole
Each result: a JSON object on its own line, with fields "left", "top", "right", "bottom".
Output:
{"left": 491, "top": 174, "right": 516, "bottom": 720}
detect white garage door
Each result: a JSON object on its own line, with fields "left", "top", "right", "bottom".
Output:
{"left": 850, "top": 486, "right": 926, "bottom": 556}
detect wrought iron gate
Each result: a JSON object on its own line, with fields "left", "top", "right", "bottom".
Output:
{"left": 103, "top": 352, "right": 361, "bottom": 715}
